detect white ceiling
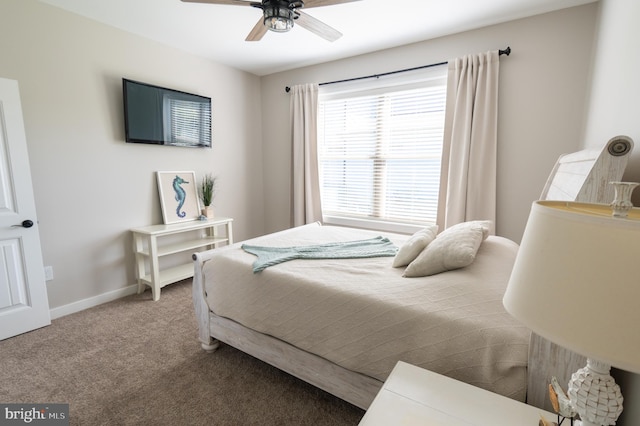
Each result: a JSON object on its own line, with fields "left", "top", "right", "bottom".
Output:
{"left": 39, "top": 0, "right": 597, "bottom": 76}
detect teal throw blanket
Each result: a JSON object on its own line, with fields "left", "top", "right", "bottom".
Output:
{"left": 242, "top": 236, "right": 398, "bottom": 273}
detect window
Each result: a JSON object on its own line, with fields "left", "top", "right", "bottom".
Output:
{"left": 318, "top": 68, "right": 447, "bottom": 233}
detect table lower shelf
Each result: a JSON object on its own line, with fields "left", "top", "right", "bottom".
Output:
{"left": 139, "top": 263, "right": 194, "bottom": 289}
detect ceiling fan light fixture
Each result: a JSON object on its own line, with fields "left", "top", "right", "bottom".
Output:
{"left": 264, "top": 6, "right": 294, "bottom": 32}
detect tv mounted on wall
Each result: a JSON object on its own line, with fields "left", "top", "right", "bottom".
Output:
{"left": 122, "top": 78, "right": 212, "bottom": 148}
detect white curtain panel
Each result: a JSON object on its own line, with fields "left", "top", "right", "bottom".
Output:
{"left": 290, "top": 83, "right": 322, "bottom": 227}
{"left": 439, "top": 51, "right": 500, "bottom": 233}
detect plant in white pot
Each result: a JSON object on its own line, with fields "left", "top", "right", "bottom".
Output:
{"left": 199, "top": 173, "right": 217, "bottom": 219}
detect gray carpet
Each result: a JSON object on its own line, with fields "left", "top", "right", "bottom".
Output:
{"left": 0, "top": 280, "right": 365, "bottom": 425}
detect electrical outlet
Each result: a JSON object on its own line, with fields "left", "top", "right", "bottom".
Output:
{"left": 44, "top": 266, "right": 54, "bottom": 281}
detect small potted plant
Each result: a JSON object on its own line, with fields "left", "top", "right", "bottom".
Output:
{"left": 199, "top": 173, "right": 217, "bottom": 219}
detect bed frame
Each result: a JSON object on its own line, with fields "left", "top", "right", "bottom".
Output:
{"left": 192, "top": 135, "right": 633, "bottom": 411}
{"left": 191, "top": 261, "right": 382, "bottom": 409}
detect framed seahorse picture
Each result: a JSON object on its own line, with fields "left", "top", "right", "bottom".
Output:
{"left": 156, "top": 171, "right": 201, "bottom": 224}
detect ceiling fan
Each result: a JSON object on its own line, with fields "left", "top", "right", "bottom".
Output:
{"left": 180, "top": 0, "right": 362, "bottom": 42}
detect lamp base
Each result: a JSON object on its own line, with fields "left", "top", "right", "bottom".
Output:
{"left": 567, "top": 358, "right": 623, "bottom": 426}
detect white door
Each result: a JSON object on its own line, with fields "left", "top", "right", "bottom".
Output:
{"left": 0, "top": 78, "right": 50, "bottom": 340}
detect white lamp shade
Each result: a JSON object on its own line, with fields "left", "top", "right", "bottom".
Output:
{"left": 503, "top": 201, "right": 640, "bottom": 374}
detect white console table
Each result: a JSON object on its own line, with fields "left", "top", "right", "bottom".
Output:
{"left": 360, "top": 361, "right": 556, "bottom": 425}
{"left": 131, "top": 217, "right": 233, "bottom": 301}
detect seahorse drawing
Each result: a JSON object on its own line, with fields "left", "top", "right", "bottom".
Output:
{"left": 172, "top": 175, "right": 189, "bottom": 218}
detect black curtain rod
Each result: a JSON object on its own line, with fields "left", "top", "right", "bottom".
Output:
{"left": 285, "top": 46, "right": 511, "bottom": 93}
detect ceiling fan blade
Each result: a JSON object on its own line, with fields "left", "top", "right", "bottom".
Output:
{"left": 180, "top": 0, "right": 253, "bottom": 5}
{"left": 303, "top": 0, "right": 362, "bottom": 8}
{"left": 295, "top": 11, "right": 342, "bottom": 42}
{"left": 246, "top": 17, "right": 268, "bottom": 41}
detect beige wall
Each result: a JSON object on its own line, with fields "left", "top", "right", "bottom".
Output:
{"left": 260, "top": 4, "right": 599, "bottom": 243}
{"left": 583, "top": 0, "right": 640, "bottom": 205}
{"left": 0, "top": 0, "right": 265, "bottom": 311}
{"left": 581, "top": 0, "right": 640, "bottom": 422}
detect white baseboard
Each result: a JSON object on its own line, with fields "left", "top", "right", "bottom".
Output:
{"left": 50, "top": 284, "right": 139, "bottom": 320}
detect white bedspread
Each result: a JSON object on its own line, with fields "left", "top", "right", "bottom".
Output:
{"left": 202, "top": 223, "right": 529, "bottom": 401}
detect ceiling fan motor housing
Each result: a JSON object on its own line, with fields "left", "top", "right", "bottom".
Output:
{"left": 254, "top": 0, "right": 303, "bottom": 32}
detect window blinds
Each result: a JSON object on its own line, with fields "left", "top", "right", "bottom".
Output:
{"left": 318, "top": 73, "right": 446, "bottom": 228}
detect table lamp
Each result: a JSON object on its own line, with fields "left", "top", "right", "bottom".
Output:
{"left": 503, "top": 190, "right": 640, "bottom": 425}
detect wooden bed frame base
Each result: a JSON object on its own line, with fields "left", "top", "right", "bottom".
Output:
{"left": 192, "top": 250, "right": 382, "bottom": 410}
{"left": 209, "top": 313, "right": 382, "bottom": 409}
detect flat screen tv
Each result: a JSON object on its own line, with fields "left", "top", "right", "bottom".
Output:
{"left": 123, "top": 78, "right": 212, "bottom": 148}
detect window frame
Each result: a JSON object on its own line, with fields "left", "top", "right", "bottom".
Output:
{"left": 317, "top": 66, "right": 448, "bottom": 234}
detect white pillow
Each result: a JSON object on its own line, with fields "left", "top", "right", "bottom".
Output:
{"left": 403, "top": 220, "right": 492, "bottom": 277}
{"left": 392, "top": 224, "right": 439, "bottom": 267}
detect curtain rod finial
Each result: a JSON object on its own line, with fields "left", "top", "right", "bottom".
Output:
{"left": 285, "top": 86, "right": 291, "bottom": 93}
{"left": 500, "top": 46, "right": 511, "bottom": 56}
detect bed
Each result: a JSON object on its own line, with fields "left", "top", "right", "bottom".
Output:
{"left": 192, "top": 135, "right": 633, "bottom": 411}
